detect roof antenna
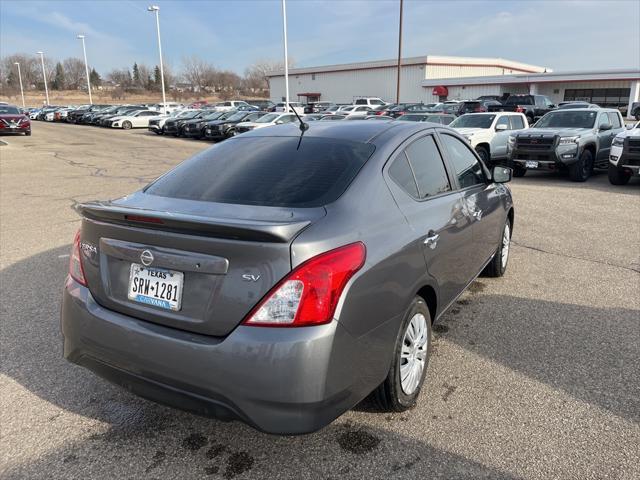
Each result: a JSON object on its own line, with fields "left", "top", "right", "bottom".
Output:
{"left": 288, "top": 102, "right": 308, "bottom": 150}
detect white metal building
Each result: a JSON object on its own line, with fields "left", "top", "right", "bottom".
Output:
{"left": 267, "top": 55, "right": 640, "bottom": 118}
{"left": 267, "top": 55, "right": 548, "bottom": 104}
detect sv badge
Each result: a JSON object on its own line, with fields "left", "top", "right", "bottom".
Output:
{"left": 242, "top": 274, "right": 261, "bottom": 282}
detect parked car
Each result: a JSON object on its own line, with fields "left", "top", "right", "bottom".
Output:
{"left": 353, "top": 97, "right": 387, "bottom": 107}
{"left": 337, "top": 106, "right": 373, "bottom": 118}
{"left": 301, "top": 114, "right": 327, "bottom": 122}
{"left": 450, "top": 112, "right": 529, "bottom": 165}
{"left": 99, "top": 107, "right": 146, "bottom": 127}
{"left": 388, "top": 103, "right": 431, "bottom": 118}
{"left": 489, "top": 94, "right": 556, "bottom": 125}
{"left": 608, "top": 120, "right": 640, "bottom": 185}
{"left": 66, "top": 105, "right": 93, "bottom": 123}
{"left": 304, "top": 102, "right": 334, "bottom": 114}
{"left": 148, "top": 109, "right": 197, "bottom": 135}
{"left": 508, "top": 108, "right": 625, "bottom": 181}
{"left": 320, "top": 115, "right": 348, "bottom": 121}
{"left": 0, "top": 104, "right": 31, "bottom": 135}
{"left": 274, "top": 102, "right": 305, "bottom": 115}
{"left": 61, "top": 120, "right": 514, "bottom": 435}
{"left": 163, "top": 110, "right": 209, "bottom": 136}
{"left": 397, "top": 113, "right": 456, "bottom": 125}
{"left": 364, "top": 115, "right": 394, "bottom": 120}
{"left": 557, "top": 102, "right": 600, "bottom": 110}
{"left": 107, "top": 110, "right": 159, "bottom": 129}
{"left": 476, "top": 95, "right": 504, "bottom": 103}
{"left": 249, "top": 100, "right": 276, "bottom": 111}
{"left": 29, "top": 109, "right": 41, "bottom": 120}
{"left": 454, "top": 100, "right": 503, "bottom": 116}
{"left": 630, "top": 102, "right": 640, "bottom": 121}
{"left": 212, "top": 101, "right": 251, "bottom": 112}
{"left": 203, "top": 111, "right": 265, "bottom": 140}
{"left": 79, "top": 105, "right": 115, "bottom": 124}
{"left": 321, "top": 105, "right": 351, "bottom": 115}
{"left": 235, "top": 112, "right": 297, "bottom": 133}
{"left": 153, "top": 102, "right": 184, "bottom": 114}
{"left": 182, "top": 111, "right": 234, "bottom": 139}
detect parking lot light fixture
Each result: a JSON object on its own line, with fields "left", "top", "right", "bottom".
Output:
{"left": 36, "top": 51, "right": 49, "bottom": 106}
{"left": 77, "top": 35, "right": 93, "bottom": 104}
{"left": 14, "top": 62, "right": 25, "bottom": 108}
{"left": 148, "top": 5, "right": 167, "bottom": 115}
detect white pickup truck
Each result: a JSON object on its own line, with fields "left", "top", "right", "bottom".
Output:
{"left": 449, "top": 112, "right": 529, "bottom": 165}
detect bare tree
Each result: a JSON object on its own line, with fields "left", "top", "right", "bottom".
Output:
{"left": 244, "top": 58, "right": 294, "bottom": 92}
{"left": 181, "top": 55, "right": 217, "bottom": 92}
{"left": 63, "top": 57, "right": 86, "bottom": 89}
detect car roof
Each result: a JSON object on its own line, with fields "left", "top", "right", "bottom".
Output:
{"left": 242, "top": 118, "right": 439, "bottom": 144}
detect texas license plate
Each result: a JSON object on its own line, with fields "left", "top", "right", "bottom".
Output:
{"left": 127, "top": 263, "right": 183, "bottom": 311}
{"left": 525, "top": 160, "right": 539, "bottom": 169}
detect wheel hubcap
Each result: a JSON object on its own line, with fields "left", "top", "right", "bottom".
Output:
{"left": 501, "top": 223, "right": 510, "bottom": 268}
{"left": 400, "top": 313, "right": 429, "bottom": 395}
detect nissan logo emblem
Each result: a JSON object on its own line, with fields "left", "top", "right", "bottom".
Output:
{"left": 140, "top": 250, "right": 154, "bottom": 266}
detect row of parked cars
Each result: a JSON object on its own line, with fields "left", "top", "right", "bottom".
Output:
{"left": 24, "top": 95, "right": 639, "bottom": 185}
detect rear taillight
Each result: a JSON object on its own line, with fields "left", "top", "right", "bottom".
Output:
{"left": 69, "top": 230, "right": 87, "bottom": 286}
{"left": 516, "top": 107, "right": 525, "bottom": 113}
{"left": 243, "top": 242, "right": 366, "bottom": 327}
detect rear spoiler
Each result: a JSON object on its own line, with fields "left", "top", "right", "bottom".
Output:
{"left": 76, "top": 202, "right": 312, "bottom": 243}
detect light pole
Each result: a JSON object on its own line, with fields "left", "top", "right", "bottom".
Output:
{"left": 396, "top": 0, "right": 404, "bottom": 104}
{"left": 77, "top": 35, "right": 93, "bottom": 104}
{"left": 36, "top": 51, "right": 49, "bottom": 105}
{"left": 281, "top": 0, "right": 290, "bottom": 110}
{"left": 148, "top": 5, "right": 167, "bottom": 114}
{"left": 14, "top": 62, "right": 25, "bottom": 108}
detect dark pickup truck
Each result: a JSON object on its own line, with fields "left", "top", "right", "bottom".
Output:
{"left": 489, "top": 94, "right": 556, "bottom": 125}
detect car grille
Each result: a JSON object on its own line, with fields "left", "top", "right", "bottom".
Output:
{"left": 149, "top": 120, "right": 159, "bottom": 126}
{"left": 628, "top": 138, "right": 640, "bottom": 154}
{"left": 516, "top": 136, "right": 555, "bottom": 150}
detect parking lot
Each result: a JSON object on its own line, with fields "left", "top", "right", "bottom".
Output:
{"left": 1, "top": 123, "right": 639, "bottom": 479}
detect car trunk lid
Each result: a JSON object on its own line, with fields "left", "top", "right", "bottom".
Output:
{"left": 77, "top": 194, "right": 325, "bottom": 337}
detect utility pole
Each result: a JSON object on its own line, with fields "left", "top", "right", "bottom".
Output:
{"left": 281, "top": 0, "right": 290, "bottom": 110}
{"left": 77, "top": 35, "right": 93, "bottom": 104}
{"left": 14, "top": 62, "right": 25, "bottom": 108}
{"left": 396, "top": 0, "right": 404, "bottom": 104}
{"left": 37, "top": 51, "right": 49, "bottom": 105}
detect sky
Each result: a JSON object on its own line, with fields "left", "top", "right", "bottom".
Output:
{"left": 1, "top": 0, "right": 639, "bottom": 75}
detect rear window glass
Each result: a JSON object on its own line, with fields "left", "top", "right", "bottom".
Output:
{"left": 146, "top": 137, "right": 375, "bottom": 207}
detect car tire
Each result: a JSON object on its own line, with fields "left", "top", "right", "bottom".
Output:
{"left": 122, "top": 121, "right": 132, "bottom": 130}
{"left": 25, "top": 131, "right": 32, "bottom": 136}
{"left": 475, "top": 146, "right": 490, "bottom": 165}
{"left": 608, "top": 164, "right": 631, "bottom": 185}
{"left": 373, "top": 297, "right": 432, "bottom": 412}
{"left": 569, "top": 149, "right": 593, "bottom": 182}
{"left": 483, "top": 219, "right": 512, "bottom": 277}
{"left": 513, "top": 164, "right": 527, "bottom": 177}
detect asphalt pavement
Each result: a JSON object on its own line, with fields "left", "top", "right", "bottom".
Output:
{"left": 1, "top": 122, "right": 639, "bottom": 479}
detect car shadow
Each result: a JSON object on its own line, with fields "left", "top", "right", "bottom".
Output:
{"left": 513, "top": 169, "right": 640, "bottom": 194}
{"left": 1, "top": 246, "right": 637, "bottom": 477}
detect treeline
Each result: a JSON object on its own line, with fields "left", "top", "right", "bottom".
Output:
{"left": 0, "top": 53, "right": 291, "bottom": 100}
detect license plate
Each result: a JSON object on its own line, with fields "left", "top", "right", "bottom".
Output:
{"left": 127, "top": 263, "right": 184, "bottom": 311}
{"left": 525, "top": 160, "right": 539, "bottom": 169}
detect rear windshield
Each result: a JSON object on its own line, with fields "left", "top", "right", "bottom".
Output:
{"left": 146, "top": 136, "right": 376, "bottom": 207}
{"left": 505, "top": 96, "right": 533, "bottom": 105}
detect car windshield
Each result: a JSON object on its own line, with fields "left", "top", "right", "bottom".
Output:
{"left": 535, "top": 111, "right": 597, "bottom": 129}
{"left": 0, "top": 106, "right": 20, "bottom": 114}
{"left": 204, "top": 112, "right": 222, "bottom": 119}
{"left": 450, "top": 114, "right": 496, "bottom": 128}
{"left": 226, "top": 112, "right": 246, "bottom": 121}
{"left": 341, "top": 107, "right": 355, "bottom": 112}
{"left": 255, "top": 113, "right": 279, "bottom": 123}
{"left": 505, "top": 96, "right": 533, "bottom": 106}
{"left": 146, "top": 137, "right": 376, "bottom": 208}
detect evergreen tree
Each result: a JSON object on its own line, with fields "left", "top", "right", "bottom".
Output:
{"left": 89, "top": 68, "right": 101, "bottom": 87}
{"left": 52, "top": 62, "right": 66, "bottom": 90}
{"left": 132, "top": 62, "right": 140, "bottom": 85}
{"left": 153, "top": 65, "right": 162, "bottom": 88}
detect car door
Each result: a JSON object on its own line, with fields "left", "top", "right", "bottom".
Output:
{"left": 438, "top": 131, "right": 503, "bottom": 274}
{"left": 600, "top": 112, "right": 624, "bottom": 160}
{"left": 596, "top": 112, "right": 615, "bottom": 161}
{"left": 490, "top": 115, "right": 511, "bottom": 159}
{"left": 385, "top": 132, "right": 474, "bottom": 308}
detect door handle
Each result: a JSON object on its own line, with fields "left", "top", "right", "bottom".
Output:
{"left": 424, "top": 231, "right": 440, "bottom": 249}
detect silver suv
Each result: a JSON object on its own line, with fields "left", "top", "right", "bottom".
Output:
{"left": 508, "top": 108, "right": 625, "bottom": 181}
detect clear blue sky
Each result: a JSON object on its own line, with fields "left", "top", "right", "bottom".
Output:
{"left": 1, "top": 0, "right": 639, "bottom": 74}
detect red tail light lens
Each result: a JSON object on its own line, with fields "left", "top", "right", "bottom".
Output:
{"left": 69, "top": 230, "right": 87, "bottom": 286}
{"left": 516, "top": 107, "right": 525, "bottom": 113}
{"left": 243, "top": 242, "right": 366, "bottom": 327}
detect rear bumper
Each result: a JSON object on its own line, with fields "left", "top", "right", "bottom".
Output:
{"left": 61, "top": 278, "right": 363, "bottom": 435}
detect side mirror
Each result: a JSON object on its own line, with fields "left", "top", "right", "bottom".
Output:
{"left": 549, "top": 104, "right": 556, "bottom": 109}
{"left": 275, "top": 120, "right": 283, "bottom": 125}
{"left": 599, "top": 123, "right": 612, "bottom": 131}
{"left": 495, "top": 124, "right": 508, "bottom": 131}
{"left": 492, "top": 166, "right": 512, "bottom": 183}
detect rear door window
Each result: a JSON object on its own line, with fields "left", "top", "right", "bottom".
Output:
{"left": 510, "top": 115, "right": 525, "bottom": 129}
{"left": 495, "top": 116, "right": 510, "bottom": 129}
{"left": 440, "top": 133, "right": 486, "bottom": 188}
{"left": 388, "top": 154, "right": 419, "bottom": 198}
{"left": 404, "top": 135, "right": 451, "bottom": 198}
{"left": 608, "top": 112, "right": 622, "bottom": 128}
{"left": 146, "top": 137, "right": 375, "bottom": 207}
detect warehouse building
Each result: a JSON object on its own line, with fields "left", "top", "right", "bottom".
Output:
{"left": 267, "top": 55, "right": 640, "bottom": 118}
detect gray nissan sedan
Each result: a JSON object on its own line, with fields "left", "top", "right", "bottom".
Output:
{"left": 61, "top": 120, "right": 514, "bottom": 435}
